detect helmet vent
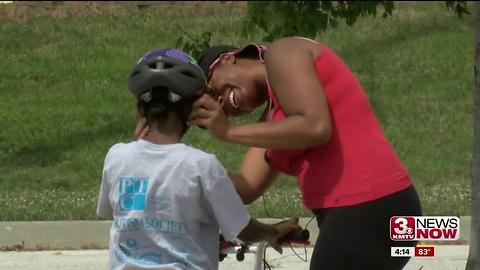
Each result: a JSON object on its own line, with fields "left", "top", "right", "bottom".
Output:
{"left": 148, "top": 62, "right": 173, "bottom": 70}
{"left": 180, "top": 70, "right": 194, "bottom": 78}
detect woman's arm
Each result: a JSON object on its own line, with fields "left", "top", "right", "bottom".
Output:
{"left": 190, "top": 37, "right": 332, "bottom": 150}
{"left": 229, "top": 147, "right": 278, "bottom": 204}
{"left": 237, "top": 218, "right": 300, "bottom": 254}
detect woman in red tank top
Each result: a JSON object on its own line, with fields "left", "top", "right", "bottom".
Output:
{"left": 137, "top": 37, "right": 422, "bottom": 270}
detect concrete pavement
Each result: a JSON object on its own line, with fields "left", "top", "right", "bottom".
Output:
{"left": 0, "top": 219, "right": 471, "bottom": 269}
{"left": 0, "top": 245, "right": 469, "bottom": 270}
{"left": 0, "top": 218, "right": 471, "bottom": 250}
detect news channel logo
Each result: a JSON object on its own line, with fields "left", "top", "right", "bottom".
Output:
{"left": 390, "top": 216, "right": 460, "bottom": 241}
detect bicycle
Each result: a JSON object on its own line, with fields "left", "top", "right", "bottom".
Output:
{"left": 219, "top": 228, "right": 310, "bottom": 270}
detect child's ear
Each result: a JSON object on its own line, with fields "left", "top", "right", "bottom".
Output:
{"left": 137, "top": 101, "right": 146, "bottom": 117}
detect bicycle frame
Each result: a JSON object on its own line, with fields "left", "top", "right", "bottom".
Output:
{"left": 220, "top": 241, "right": 267, "bottom": 270}
{"left": 219, "top": 228, "right": 309, "bottom": 269}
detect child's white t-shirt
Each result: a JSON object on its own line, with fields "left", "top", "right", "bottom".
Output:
{"left": 96, "top": 139, "right": 250, "bottom": 270}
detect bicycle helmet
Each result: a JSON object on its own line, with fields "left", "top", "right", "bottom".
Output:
{"left": 128, "top": 48, "right": 206, "bottom": 103}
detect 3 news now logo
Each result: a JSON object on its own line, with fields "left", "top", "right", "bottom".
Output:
{"left": 390, "top": 216, "right": 460, "bottom": 241}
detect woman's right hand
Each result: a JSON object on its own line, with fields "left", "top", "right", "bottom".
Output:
{"left": 189, "top": 94, "right": 232, "bottom": 141}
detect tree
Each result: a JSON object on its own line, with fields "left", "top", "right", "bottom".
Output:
{"left": 177, "top": 1, "right": 469, "bottom": 57}
{"left": 242, "top": 1, "right": 394, "bottom": 41}
{"left": 467, "top": 2, "right": 480, "bottom": 269}
{"left": 242, "top": 1, "right": 468, "bottom": 41}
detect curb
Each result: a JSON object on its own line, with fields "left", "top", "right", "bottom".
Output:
{"left": 0, "top": 217, "right": 471, "bottom": 250}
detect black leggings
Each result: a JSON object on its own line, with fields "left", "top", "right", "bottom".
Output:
{"left": 310, "top": 185, "right": 422, "bottom": 270}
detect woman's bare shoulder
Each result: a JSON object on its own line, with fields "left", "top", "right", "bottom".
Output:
{"left": 264, "top": 37, "right": 322, "bottom": 60}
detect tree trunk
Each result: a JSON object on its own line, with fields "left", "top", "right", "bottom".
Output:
{"left": 466, "top": 2, "right": 480, "bottom": 269}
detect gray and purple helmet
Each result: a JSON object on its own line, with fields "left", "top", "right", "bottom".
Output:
{"left": 128, "top": 49, "right": 206, "bottom": 103}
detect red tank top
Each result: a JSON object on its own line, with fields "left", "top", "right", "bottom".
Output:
{"left": 265, "top": 43, "right": 412, "bottom": 209}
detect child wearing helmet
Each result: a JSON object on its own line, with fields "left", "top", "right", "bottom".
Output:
{"left": 96, "top": 49, "right": 299, "bottom": 270}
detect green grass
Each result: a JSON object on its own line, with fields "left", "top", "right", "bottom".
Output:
{"left": 0, "top": 2, "right": 474, "bottom": 220}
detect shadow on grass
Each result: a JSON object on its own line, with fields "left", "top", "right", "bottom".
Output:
{"left": 1, "top": 116, "right": 131, "bottom": 169}
{"left": 337, "top": 17, "right": 466, "bottom": 61}
{"left": 333, "top": 12, "right": 471, "bottom": 122}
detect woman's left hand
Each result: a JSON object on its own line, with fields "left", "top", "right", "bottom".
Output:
{"left": 189, "top": 94, "right": 231, "bottom": 141}
{"left": 134, "top": 117, "right": 150, "bottom": 139}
